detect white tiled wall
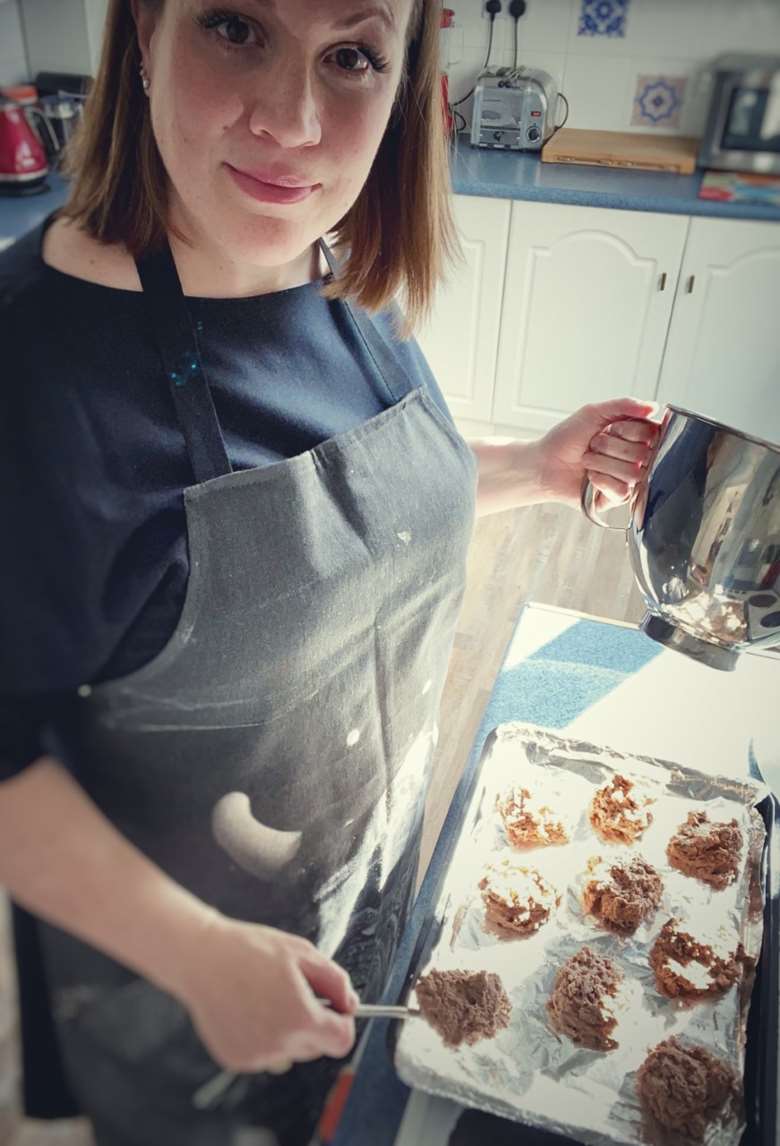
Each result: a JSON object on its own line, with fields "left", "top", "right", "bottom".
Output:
{"left": 444, "top": 0, "right": 780, "bottom": 136}
{"left": 0, "top": 0, "right": 28, "bottom": 87}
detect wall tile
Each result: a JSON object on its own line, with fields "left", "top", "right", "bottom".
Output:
{"left": 460, "top": 9, "right": 507, "bottom": 54}
{"left": 576, "top": 0, "right": 630, "bottom": 40}
{"left": 631, "top": 74, "right": 687, "bottom": 129}
{"left": 562, "top": 52, "right": 633, "bottom": 130}
{"left": 618, "top": 0, "right": 698, "bottom": 60}
{"left": 625, "top": 56, "right": 699, "bottom": 135}
{"left": 509, "top": 0, "right": 574, "bottom": 52}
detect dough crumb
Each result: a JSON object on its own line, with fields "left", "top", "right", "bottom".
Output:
{"left": 547, "top": 946, "right": 623, "bottom": 1051}
{"left": 589, "top": 773, "right": 653, "bottom": 844}
{"left": 667, "top": 811, "right": 742, "bottom": 889}
{"left": 650, "top": 918, "right": 744, "bottom": 1001}
{"left": 636, "top": 1037, "right": 740, "bottom": 1140}
{"left": 497, "top": 785, "right": 570, "bottom": 847}
{"left": 415, "top": 968, "right": 512, "bottom": 1048}
{"left": 479, "top": 856, "right": 560, "bottom": 937}
{"left": 582, "top": 853, "right": 662, "bottom": 934}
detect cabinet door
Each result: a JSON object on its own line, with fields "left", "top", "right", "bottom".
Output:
{"left": 493, "top": 201, "right": 688, "bottom": 433}
{"left": 657, "top": 218, "right": 780, "bottom": 446}
{"left": 415, "top": 195, "right": 511, "bottom": 423}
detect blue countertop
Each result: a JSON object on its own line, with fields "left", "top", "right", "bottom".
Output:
{"left": 0, "top": 172, "right": 69, "bottom": 248}
{"left": 450, "top": 136, "right": 780, "bottom": 223}
{"left": 2, "top": 146, "right": 780, "bottom": 252}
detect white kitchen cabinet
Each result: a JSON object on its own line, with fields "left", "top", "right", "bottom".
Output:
{"left": 657, "top": 217, "right": 780, "bottom": 446}
{"left": 415, "top": 195, "right": 511, "bottom": 423}
{"left": 492, "top": 201, "right": 689, "bottom": 434}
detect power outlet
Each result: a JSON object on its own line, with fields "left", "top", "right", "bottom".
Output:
{"left": 483, "top": 0, "right": 504, "bottom": 17}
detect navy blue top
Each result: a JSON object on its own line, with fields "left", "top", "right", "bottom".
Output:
{"left": 0, "top": 215, "right": 452, "bottom": 777}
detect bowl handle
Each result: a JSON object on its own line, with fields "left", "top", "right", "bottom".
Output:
{"left": 580, "top": 477, "right": 631, "bottom": 531}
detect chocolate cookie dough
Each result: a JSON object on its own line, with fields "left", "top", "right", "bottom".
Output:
{"left": 636, "top": 1037, "right": 740, "bottom": 1140}
{"left": 589, "top": 773, "right": 653, "bottom": 844}
{"left": 667, "top": 811, "right": 743, "bottom": 890}
{"left": 650, "top": 918, "right": 744, "bottom": 1001}
{"left": 479, "top": 857, "right": 560, "bottom": 937}
{"left": 547, "top": 946, "right": 623, "bottom": 1051}
{"left": 414, "top": 969, "right": 512, "bottom": 1048}
{"left": 582, "top": 854, "right": 662, "bottom": 934}
{"left": 496, "top": 785, "right": 570, "bottom": 847}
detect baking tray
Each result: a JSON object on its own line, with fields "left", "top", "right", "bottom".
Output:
{"left": 389, "top": 724, "right": 779, "bottom": 1146}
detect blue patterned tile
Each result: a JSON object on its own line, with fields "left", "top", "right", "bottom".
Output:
{"left": 631, "top": 74, "right": 687, "bottom": 128}
{"left": 578, "top": 0, "right": 630, "bottom": 37}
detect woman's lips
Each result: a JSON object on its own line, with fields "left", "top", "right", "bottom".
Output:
{"left": 225, "top": 164, "right": 319, "bottom": 204}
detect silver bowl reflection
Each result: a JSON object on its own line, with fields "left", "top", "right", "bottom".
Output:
{"left": 583, "top": 406, "right": 780, "bottom": 671}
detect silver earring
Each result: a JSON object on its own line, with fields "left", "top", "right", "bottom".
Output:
{"left": 140, "top": 62, "right": 151, "bottom": 96}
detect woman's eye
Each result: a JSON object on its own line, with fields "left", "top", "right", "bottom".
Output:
{"left": 330, "top": 45, "right": 390, "bottom": 76}
{"left": 215, "top": 16, "right": 255, "bottom": 45}
{"left": 334, "top": 47, "right": 369, "bottom": 73}
{"left": 198, "top": 10, "right": 258, "bottom": 48}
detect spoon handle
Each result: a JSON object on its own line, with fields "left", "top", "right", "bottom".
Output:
{"left": 191, "top": 998, "right": 418, "bottom": 1109}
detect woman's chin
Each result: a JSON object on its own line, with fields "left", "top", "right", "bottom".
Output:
{"left": 224, "top": 216, "right": 320, "bottom": 269}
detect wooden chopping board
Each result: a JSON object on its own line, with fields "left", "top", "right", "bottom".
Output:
{"left": 542, "top": 128, "right": 699, "bottom": 174}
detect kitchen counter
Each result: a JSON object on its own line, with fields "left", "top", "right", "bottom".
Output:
{"left": 0, "top": 171, "right": 69, "bottom": 250}
{"left": 332, "top": 602, "right": 779, "bottom": 1146}
{"left": 450, "top": 137, "right": 780, "bottom": 223}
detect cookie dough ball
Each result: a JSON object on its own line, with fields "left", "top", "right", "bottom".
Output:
{"left": 478, "top": 856, "right": 560, "bottom": 938}
{"left": 414, "top": 968, "right": 512, "bottom": 1048}
{"left": 547, "top": 946, "right": 623, "bottom": 1051}
{"left": 496, "top": 785, "right": 570, "bottom": 848}
{"left": 589, "top": 773, "right": 653, "bottom": 844}
{"left": 636, "top": 1037, "right": 740, "bottom": 1140}
{"left": 650, "top": 918, "right": 744, "bottom": 1001}
{"left": 667, "top": 811, "right": 743, "bottom": 890}
{"left": 582, "top": 854, "right": 662, "bottom": 934}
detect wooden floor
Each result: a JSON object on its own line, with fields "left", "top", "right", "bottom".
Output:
{"left": 0, "top": 500, "right": 644, "bottom": 1146}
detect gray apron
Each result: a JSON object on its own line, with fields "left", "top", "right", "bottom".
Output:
{"left": 28, "top": 238, "right": 477, "bottom": 1145}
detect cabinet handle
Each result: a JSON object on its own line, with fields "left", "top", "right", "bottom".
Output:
{"left": 658, "top": 272, "right": 667, "bottom": 292}
{"left": 686, "top": 274, "right": 695, "bottom": 294}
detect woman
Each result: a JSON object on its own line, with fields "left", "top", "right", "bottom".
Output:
{"left": 0, "top": 1, "right": 658, "bottom": 1143}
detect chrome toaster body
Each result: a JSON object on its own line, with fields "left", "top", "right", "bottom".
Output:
{"left": 470, "top": 66, "right": 559, "bottom": 151}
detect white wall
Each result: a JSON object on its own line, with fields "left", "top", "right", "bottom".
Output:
{"left": 444, "top": 0, "right": 780, "bottom": 137}
{"left": 0, "top": 0, "right": 28, "bottom": 87}
{"left": 19, "top": 0, "right": 92, "bottom": 77}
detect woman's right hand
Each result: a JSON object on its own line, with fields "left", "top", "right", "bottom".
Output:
{"left": 175, "top": 913, "right": 358, "bottom": 1073}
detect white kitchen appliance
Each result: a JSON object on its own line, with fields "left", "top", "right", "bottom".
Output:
{"left": 470, "top": 66, "right": 564, "bottom": 151}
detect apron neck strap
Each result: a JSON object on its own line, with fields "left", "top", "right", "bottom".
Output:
{"left": 316, "top": 239, "right": 412, "bottom": 406}
{"left": 136, "top": 235, "right": 415, "bottom": 484}
{"left": 318, "top": 237, "right": 341, "bottom": 279}
{"left": 136, "top": 241, "right": 232, "bottom": 485}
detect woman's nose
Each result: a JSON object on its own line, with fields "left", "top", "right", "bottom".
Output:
{"left": 247, "top": 61, "right": 322, "bottom": 150}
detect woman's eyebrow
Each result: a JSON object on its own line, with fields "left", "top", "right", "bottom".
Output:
{"left": 243, "top": 1, "right": 395, "bottom": 33}
{"left": 334, "top": 6, "right": 395, "bottom": 32}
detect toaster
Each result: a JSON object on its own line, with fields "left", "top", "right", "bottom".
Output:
{"left": 470, "top": 66, "right": 560, "bottom": 151}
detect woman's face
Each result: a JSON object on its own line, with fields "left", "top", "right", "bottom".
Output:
{"left": 136, "top": 0, "right": 413, "bottom": 266}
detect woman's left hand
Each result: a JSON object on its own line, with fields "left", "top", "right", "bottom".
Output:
{"left": 536, "top": 396, "right": 662, "bottom": 512}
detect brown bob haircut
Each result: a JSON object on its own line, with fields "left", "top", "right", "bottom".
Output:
{"left": 61, "top": 0, "right": 456, "bottom": 334}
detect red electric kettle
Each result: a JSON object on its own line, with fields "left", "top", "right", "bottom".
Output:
{"left": 0, "top": 98, "right": 49, "bottom": 193}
